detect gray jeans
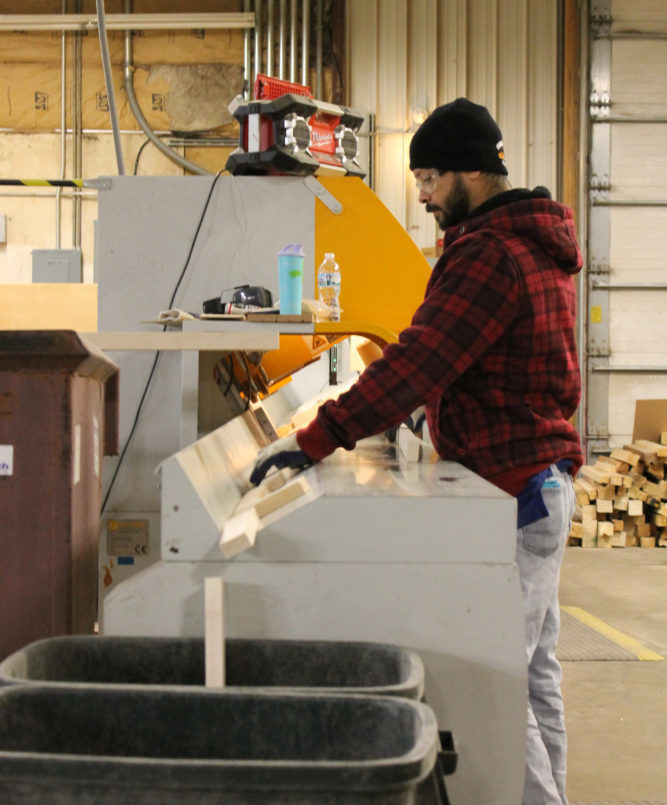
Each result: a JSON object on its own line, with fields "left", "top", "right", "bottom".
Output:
{"left": 516, "top": 464, "right": 575, "bottom": 805}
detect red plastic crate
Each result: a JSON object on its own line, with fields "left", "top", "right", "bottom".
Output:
{"left": 254, "top": 73, "right": 312, "bottom": 100}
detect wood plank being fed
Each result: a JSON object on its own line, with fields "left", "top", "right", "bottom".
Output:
{"left": 219, "top": 508, "right": 260, "bottom": 558}
{"left": 219, "top": 475, "right": 313, "bottom": 560}
{"left": 254, "top": 476, "right": 311, "bottom": 518}
{"left": 205, "top": 578, "right": 225, "bottom": 688}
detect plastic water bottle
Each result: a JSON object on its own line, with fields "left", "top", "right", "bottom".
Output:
{"left": 317, "top": 252, "right": 341, "bottom": 322}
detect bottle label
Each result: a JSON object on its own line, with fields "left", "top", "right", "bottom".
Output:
{"left": 320, "top": 272, "right": 340, "bottom": 287}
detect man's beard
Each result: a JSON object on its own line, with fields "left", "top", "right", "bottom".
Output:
{"left": 426, "top": 174, "right": 471, "bottom": 230}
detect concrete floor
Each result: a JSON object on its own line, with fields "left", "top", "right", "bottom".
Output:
{"left": 559, "top": 547, "right": 667, "bottom": 804}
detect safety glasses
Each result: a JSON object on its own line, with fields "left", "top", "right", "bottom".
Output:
{"left": 414, "top": 169, "right": 442, "bottom": 193}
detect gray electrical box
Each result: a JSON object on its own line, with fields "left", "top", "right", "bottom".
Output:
{"left": 32, "top": 249, "right": 82, "bottom": 283}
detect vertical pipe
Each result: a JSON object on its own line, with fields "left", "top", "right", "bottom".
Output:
{"left": 279, "top": 0, "right": 287, "bottom": 79}
{"left": 267, "top": 0, "right": 274, "bottom": 76}
{"left": 578, "top": 0, "right": 590, "bottom": 459}
{"left": 244, "top": 0, "right": 253, "bottom": 93}
{"left": 290, "top": 0, "right": 298, "bottom": 82}
{"left": 315, "top": 0, "right": 323, "bottom": 97}
{"left": 56, "top": 3, "right": 67, "bottom": 249}
{"left": 254, "top": 0, "right": 263, "bottom": 83}
{"left": 96, "top": 0, "right": 125, "bottom": 175}
{"left": 72, "top": 1, "right": 83, "bottom": 251}
{"left": 301, "top": 0, "right": 309, "bottom": 86}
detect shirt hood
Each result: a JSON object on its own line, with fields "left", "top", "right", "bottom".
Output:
{"left": 445, "top": 187, "right": 583, "bottom": 275}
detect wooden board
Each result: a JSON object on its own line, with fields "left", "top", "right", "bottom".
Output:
{"left": 219, "top": 508, "right": 260, "bottom": 559}
{"left": 0, "top": 283, "right": 97, "bottom": 330}
{"left": 81, "top": 330, "right": 279, "bottom": 351}
{"left": 204, "top": 578, "right": 225, "bottom": 688}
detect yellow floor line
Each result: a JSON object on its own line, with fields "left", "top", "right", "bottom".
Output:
{"left": 561, "top": 605, "right": 665, "bottom": 661}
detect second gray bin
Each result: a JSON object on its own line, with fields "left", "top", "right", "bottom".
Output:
{"left": 0, "top": 685, "right": 438, "bottom": 805}
{"left": 0, "top": 636, "right": 424, "bottom": 698}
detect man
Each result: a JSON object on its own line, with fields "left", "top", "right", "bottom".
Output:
{"left": 252, "top": 97, "right": 583, "bottom": 805}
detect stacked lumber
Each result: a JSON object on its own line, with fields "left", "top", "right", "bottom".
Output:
{"left": 569, "top": 437, "right": 667, "bottom": 549}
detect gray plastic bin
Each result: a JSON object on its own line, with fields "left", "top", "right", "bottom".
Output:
{"left": 0, "top": 684, "right": 438, "bottom": 805}
{"left": 0, "top": 636, "right": 424, "bottom": 699}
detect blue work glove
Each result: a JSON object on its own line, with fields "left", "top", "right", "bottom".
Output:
{"left": 250, "top": 432, "right": 314, "bottom": 486}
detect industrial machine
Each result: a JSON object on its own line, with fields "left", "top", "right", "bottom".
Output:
{"left": 95, "top": 172, "right": 526, "bottom": 805}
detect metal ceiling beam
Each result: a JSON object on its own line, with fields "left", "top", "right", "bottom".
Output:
{"left": 0, "top": 13, "right": 255, "bottom": 32}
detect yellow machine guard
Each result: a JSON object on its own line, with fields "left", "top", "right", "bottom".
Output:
{"left": 246, "top": 177, "right": 432, "bottom": 394}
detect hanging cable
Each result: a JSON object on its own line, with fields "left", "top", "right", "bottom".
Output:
{"left": 101, "top": 170, "right": 224, "bottom": 513}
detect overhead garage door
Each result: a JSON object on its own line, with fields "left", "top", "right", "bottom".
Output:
{"left": 586, "top": 0, "right": 667, "bottom": 457}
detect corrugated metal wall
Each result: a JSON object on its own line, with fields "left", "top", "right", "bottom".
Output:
{"left": 586, "top": 0, "right": 667, "bottom": 453}
{"left": 346, "top": 0, "right": 561, "bottom": 250}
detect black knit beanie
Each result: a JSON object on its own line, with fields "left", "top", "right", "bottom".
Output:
{"left": 409, "top": 98, "right": 508, "bottom": 175}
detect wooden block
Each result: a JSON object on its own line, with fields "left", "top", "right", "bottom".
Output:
{"left": 624, "top": 442, "right": 658, "bottom": 465}
{"left": 653, "top": 513, "right": 667, "bottom": 528}
{"left": 612, "top": 518, "right": 624, "bottom": 532}
{"left": 627, "top": 498, "right": 644, "bottom": 517}
{"left": 596, "top": 455, "right": 629, "bottom": 473}
{"left": 628, "top": 486, "right": 648, "bottom": 501}
{"left": 618, "top": 474, "right": 634, "bottom": 489}
{"left": 597, "top": 521, "right": 614, "bottom": 537}
{"left": 596, "top": 483, "right": 617, "bottom": 501}
{"left": 648, "top": 463, "right": 665, "bottom": 480}
{"left": 397, "top": 425, "right": 422, "bottom": 462}
{"left": 580, "top": 465, "right": 610, "bottom": 485}
{"left": 643, "top": 481, "right": 662, "bottom": 498}
{"left": 626, "top": 533, "right": 640, "bottom": 547}
{"left": 569, "top": 522, "right": 583, "bottom": 539}
{"left": 637, "top": 522, "right": 652, "bottom": 538}
{"left": 263, "top": 467, "right": 296, "bottom": 492}
{"left": 634, "top": 439, "right": 667, "bottom": 460}
{"left": 596, "top": 498, "right": 613, "bottom": 514}
{"left": 581, "top": 504, "right": 597, "bottom": 521}
{"left": 628, "top": 471, "right": 647, "bottom": 488}
{"left": 254, "top": 476, "right": 311, "bottom": 518}
{"left": 660, "top": 432, "right": 667, "bottom": 446}
{"left": 640, "top": 536, "right": 657, "bottom": 548}
{"left": 574, "top": 477, "right": 597, "bottom": 501}
{"left": 610, "top": 531, "right": 627, "bottom": 548}
{"left": 220, "top": 508, "right": 260, "bottom": 558}
{"left": 581, "top": 520, "right": 598, "bottom": 548}
{"left": 611, "top": 448, "right": 640, "bottom": 467}
{"left": 613, "top": 495, "right": 629, "bottom": 512}
{"left": 205, "top": 578, "right": 225, "bottom": 687}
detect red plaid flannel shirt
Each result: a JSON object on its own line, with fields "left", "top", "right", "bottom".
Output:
{"left": 298, "top": 191, "right": 584, "bottom": 488}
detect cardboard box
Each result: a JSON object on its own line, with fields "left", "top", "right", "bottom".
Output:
{"left": 633, "top": 400, "right": 667, "bottom": 444}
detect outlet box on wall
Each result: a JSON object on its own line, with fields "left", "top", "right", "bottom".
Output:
{"left": 32, "top": 249, "right": 82, "bottom": 283}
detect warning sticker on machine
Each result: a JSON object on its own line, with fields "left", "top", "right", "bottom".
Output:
{"left": 106, "top": 519, "right": 150, "bottom": 557}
